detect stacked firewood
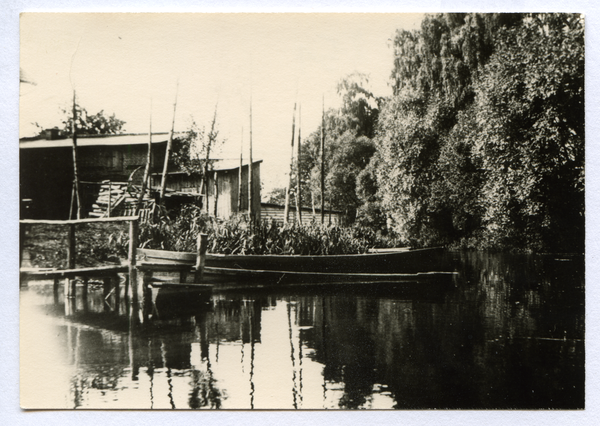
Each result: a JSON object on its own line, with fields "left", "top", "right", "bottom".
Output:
{"left": 89, "top": 181, "right": 153, "bottom": 217}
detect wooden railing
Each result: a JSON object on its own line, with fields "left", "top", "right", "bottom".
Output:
{"left": 20, "top": 216, "right": 141, "bottom": 302}
{"left": 20, "top": 217, "right": 209, "bottom": 318}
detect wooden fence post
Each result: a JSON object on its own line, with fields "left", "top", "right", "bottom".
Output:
{"left": 114, "top": 275, "right": 120, "bottom": 315}
{"left": 128, "top": 219, "right": 138, "bottom": 305}
{"left": 65, "top": 223, "right": 76, "bottom": 298}
{"left": 194, "top": 233, "right": 208, "bottom": 283}
{"left": 108, "top": 181, "right": 112, "bottom": 217}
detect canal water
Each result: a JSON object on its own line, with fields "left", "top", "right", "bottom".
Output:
{"left": 19, "top": 251, "right": 584, "bottom": 410}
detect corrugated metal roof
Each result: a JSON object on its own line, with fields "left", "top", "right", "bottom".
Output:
{"left": 19, "top": 133, "right": 178, "bottom": 149}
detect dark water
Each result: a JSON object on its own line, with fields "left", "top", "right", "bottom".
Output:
{"left": 20, "top": 252, "right": 584, "bottom": 410}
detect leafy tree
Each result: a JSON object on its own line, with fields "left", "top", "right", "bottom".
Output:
{"left": 264, "top": 187, "right": 287, "bottom": 205}
{"left": 58, "top": 105, "right": 126, "bottom": 136}
{"left": 336, "top": 72, "right": 382, "bottom": 138}
{"left": 375, "top": 12, "right": 584, "bottom": 252}
{"left": 472, "top": 14, "right": 584, "bottom": 251}
{"left": 172, "top": 111, "right": 225, "bottom": 189}
{"left": 297, "top": 74, "right": 380, "bottom": 223}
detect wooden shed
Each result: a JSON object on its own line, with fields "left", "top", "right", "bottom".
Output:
{"left": 152, "top": 159, "right": 262, "bottom": 220}
{"left": 19, "top": 133, "right": 171, "bottom": 219}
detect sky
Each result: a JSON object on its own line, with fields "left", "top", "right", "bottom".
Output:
{"left": 20, "top": 13, "right": 423, "bottom": 193}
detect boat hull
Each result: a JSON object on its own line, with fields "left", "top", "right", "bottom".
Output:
{"left": 205, "top": 247, "right": 446, "bottom": 274}
{"left": 203, "top": 247, "right": 455, "bottom": 285}
{"left": 203, "top": 266, "right": 457, "bottom": 285}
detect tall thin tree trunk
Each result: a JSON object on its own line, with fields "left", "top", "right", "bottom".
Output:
{"left": 284, "top": 102, "right": 297, "bottom": 224}
{"left": 71, "top": 90, "right": 81, "bottom": 219}
{"left": 159, "top": 81, "right": 179, "bottom": 204}
{"left": 136, "top": 99, "right": 152, "bottom": 216}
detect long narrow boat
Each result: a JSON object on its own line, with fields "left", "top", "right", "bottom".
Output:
{"left": 138, "top": 247, "right": 456, "bottom": 285}
{"left": 203, "top": 247, "right": 456, "bottom": 284}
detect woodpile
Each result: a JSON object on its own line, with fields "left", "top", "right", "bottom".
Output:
{"left": 89, "top": 181, "right": 153, "bottom": 218}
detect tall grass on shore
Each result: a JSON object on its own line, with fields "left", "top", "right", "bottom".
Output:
{"left": 22, "top": 205, "right": 402, "bottom": 269}
{"left": 139, "top": 205, "right": 402, "bottom": 255}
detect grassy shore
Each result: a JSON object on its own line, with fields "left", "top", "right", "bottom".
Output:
{"left": 21, "top": 206, "right": 403, "bottom": 269}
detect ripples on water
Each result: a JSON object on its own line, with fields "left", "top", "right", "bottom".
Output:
{"left": 20, "top": 252, "right": 584, "bottom": 410}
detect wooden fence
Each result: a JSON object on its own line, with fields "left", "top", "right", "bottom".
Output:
{"left": 20, "top": 216, "right": 209, "bottom": 323}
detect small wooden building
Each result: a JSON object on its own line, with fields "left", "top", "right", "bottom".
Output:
{"left": 20, "top": 133, "right": 171, "bottom": 219}
{"left": 261, "top": 202, "right": 342, "bottom": 225}
{"left": 151, "top": 159, "right": 262, "bottom": 220}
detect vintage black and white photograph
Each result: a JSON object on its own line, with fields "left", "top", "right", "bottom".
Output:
{"left": 17, "top": 12, "right": 585, "bottom": 411}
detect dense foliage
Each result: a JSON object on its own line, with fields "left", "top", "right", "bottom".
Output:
{"left": 137, "top": 205, "right": 401, "bottom": 256}
{"left": 58, "top": 105, "right": 126, "bottom": 136}
{"left": 298, "top": 73, "right": 381, "bottom": 224}
{"left": 374, "top": 13, "right": 584, "bottom": 252}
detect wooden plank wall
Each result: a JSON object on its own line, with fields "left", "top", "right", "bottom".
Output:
{"left": 206, "top": 163, "right": 261, "bottom": 219}
{"left": 261, "top": 204, "right": 341, "bottom": 226}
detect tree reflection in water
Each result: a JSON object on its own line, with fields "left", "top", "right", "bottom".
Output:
{"left": 20, "top": 252, "right": 584, "bottom": 409}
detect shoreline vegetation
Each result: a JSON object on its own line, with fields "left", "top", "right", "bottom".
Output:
{"left": 22, "top": 205, "right": 404, "bottom": 270}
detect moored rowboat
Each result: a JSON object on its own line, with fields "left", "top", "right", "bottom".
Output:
{"left": 203, "top": 247, "right": 455, "bottom": 284}
{"left": 138, "top": 246, "right": 456, "bottom": 285}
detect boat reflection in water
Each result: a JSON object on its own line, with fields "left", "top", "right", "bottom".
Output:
{"left": 20, "top": 252, "right": 584, "bottom": 409}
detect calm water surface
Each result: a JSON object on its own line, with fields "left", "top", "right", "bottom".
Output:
{"left": 20, "top": 252, "right": 584, "bottom": 409}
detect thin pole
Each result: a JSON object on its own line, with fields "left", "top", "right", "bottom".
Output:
{"left": 71, "top": 91, "right": 81, "bottom": 219}
{"left": 203, "top": 107, "right": 218, "bottom": 214}
{"left": 136, "top": 98, "right": 153, "bottom": 215}
{"left": 320, "top": 95, "right": 325, "bottom": 225}
{"left": 248, "top": 98, "right": 253, "bottom": 221}
{"left": 66, "top": 223, "right": 76, "bottom": 297}
{"left": 68, "top": 181, "right": 75, "bottom": 220}
{"left": 284, "top": 102, "right": 297, "bottom": 224}
{"left": 238, "top": 126, "right": 243, "bottom": 212}
{"left": 128, "top": 219, "right": 138, "bottom": 306}
{"left": 159, "top": 81, "right": 179, "bottom": 204}
{"left": 213, "top": 170, "right": 219, "bottom": 217}
{"left": 296, "top": 104, "right": 302, "bottom": 225}
{"left": 107, "top": 181, "right": 112, "bottom": 218}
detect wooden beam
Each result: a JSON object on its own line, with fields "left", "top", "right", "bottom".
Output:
{"left": 136, "top": 99, "right": 153, "bottom": 216}
{"left": 248, "top": 98, "right": 253, "bottom": 221}
{"left": 20, "top": 216, "right": 139, "bottom": 225}
{"left": 296, "top": 103, "right": 302, "bottom": 225}
{"left": 71, "top": 91, "right": 82, "bottom": 220}
{"left": 321, "top": 95, "right": 326, "bottom": 224}
{"left": 238, "top": 126, "right": 243, "bottom": 212}
{"left": 284, "top": 102, "right": 297, "bottom": 224}
{"left": 128, "top": 219, "right": 138, "bottom": 305}
{"left": 21, "top": 265, "right": 128, "bottom": 279}
{"left": 159, "top": 81, "right": 179, "bottom": 203}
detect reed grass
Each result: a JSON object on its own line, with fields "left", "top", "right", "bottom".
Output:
{"left": 137, "top": 205, "right": 402, "bottom": 255}
{"left": 22, "top": 205, "right": 403, "bottom": 269}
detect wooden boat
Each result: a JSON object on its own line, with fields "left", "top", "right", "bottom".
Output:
{"left": 203, "top": 247, "right": 456, "bottom": 285}
{"left": 139, "top": 247, "right": 456, "bottom": 285}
